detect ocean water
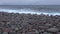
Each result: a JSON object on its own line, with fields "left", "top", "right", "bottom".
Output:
{"left": 0, "top": 5, "right": 60, "bottom": 16}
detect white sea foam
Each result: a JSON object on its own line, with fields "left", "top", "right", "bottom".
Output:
{"left": 0, "top": 9, "right": 60, "bottom": 16}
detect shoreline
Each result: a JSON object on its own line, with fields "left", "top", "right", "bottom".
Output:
{"left": 0, "top": 11, "right": 60, "bottom": 16}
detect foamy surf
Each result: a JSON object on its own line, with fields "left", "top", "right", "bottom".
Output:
{"left": 0, "top": 9, "right": 60, "bottom": 16}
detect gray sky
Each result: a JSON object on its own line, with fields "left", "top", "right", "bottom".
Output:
{"left": 0, "top": 0, "right": 60, "bottom": 5}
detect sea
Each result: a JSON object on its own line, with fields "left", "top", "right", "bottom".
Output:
{"left": 0, "top": 5, "right": 60, "bottom": 16}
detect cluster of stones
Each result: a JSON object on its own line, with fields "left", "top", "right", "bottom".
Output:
{"left": 0, "top": 12, "right": 60, "bottom": 34}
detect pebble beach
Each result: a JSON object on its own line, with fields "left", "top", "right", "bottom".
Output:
{"left": 0, "top": 12, "right": 60, "bottom": 34}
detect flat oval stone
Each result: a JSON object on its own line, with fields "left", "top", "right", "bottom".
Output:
{"left": 43, "top": 32, "right": 52, "bottom": 34}
{"left": 47, "top": 28, "right": 59, "bottom": 32}
{"left": 2, "top": 32, "right": 8, "bottom": 34}
{"left": 57, "top": 32, "right": 60, "bottom": 34}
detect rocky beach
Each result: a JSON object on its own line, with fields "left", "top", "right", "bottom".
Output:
{"left": 0, "top": 12, "right": 60, "bottom": 34}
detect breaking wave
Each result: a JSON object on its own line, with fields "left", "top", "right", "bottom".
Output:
{"left": 0, "top": 8, "right": 60, "bottom": 16}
